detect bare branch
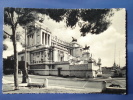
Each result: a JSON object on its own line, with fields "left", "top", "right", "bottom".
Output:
{"left": 4, "top": 31, "right": 12, "bottom": 36}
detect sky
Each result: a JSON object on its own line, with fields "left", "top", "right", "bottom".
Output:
{"left": 3, "top": 8, "right": 126, "bottom": 67}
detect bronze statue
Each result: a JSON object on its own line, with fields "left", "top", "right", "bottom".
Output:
{"left": 72, "top": 37, "right": 77, "bottom": 42}
{"left": 83, "top": 45, "right": 90, "bottom": 50}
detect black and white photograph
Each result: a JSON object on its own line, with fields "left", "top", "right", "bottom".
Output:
{"left": 3, "top": 8, "right": 126, "bottom": 94}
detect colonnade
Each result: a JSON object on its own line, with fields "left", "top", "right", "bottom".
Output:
{"left": 27, "top": 32, "right": 51, "bottom": 46}
{"left": 42, "top": 32, "right": 51, "bottom": 46}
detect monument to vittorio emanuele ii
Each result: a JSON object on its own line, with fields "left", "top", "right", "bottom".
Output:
{"left": 8, "top": 19, "right": 102, "bottom": 78}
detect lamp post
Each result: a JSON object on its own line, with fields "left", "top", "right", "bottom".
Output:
{"left": 22, "top": 26, "right": 28, "bottom": 83}
{"left": 25, "top": 26, "right": 27, "bottom": 74}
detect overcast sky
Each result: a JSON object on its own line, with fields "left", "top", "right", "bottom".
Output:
{"left": 3, "top": 9, "right": 126, "bottom": 67}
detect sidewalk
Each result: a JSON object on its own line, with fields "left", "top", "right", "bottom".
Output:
{"left": 3, "top": 81, "right": 101, "bottom": 94}
{"left": 28, "top": 74, "right": 91, "bottom": 81}
{"left": 2, "top": 75, "right": 102, "bottom": 94}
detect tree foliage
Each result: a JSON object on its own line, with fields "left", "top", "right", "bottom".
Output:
{"left": 66, "top": 9, "right": 79, "bottom": 28}
{"left": 36, "top": 9, "right": 115, "bottom": 36}
{"left": 45, "top": 9, "right": 67, "bottom": 22}
{"left": 4, "top": 8, "right": 36, "bottom": 27}
{"left": 4, "top": 8, "right": 115, "bottom": 38}
{"left": 3, "top": 34, "right": 7, "bottom": 39}
{"left": 79, "top": 9, "right": 113, "bottom": 36}
{"left": 3, "top": 44, "right": 8, "bottom": 50}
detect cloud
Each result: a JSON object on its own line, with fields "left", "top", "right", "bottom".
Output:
{"left": 77, "top": 26, "right": 126, "bottom": 67}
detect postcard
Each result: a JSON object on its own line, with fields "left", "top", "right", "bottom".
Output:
{"left": 3, "top": 8, "right": 126, "bottom": 94}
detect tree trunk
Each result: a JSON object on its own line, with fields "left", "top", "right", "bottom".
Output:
{"left": 12, "top": 27, "right": 19, "bottom": 90}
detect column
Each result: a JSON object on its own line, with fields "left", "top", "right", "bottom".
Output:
{"left": 27, "top": 35, "right": 29, "bottom": 46}
{"left": 48, "top": 50, "right": 51, "bottom": 61}
{"left": 58, "top": 50, "right": 60, "bottom": 62}
{"left": 51, "top": 50, "right": 53, "bottom": 61}
{"left": 32, "top": 53, "right": 34, "bottom": 63}
{"left": 53, "top": 49, "right": 57, "bottom": 62}
{"left": 45, "top": 33, "right": 47, "bottom": 45}
{"left": 41, "top": 32, "right": 43, "bottom": 44}
{"left": 49, "top": 34, "right": 50, "bottom": 46}
{"left": 31, "top": 35, "right": 32, "bottom": 46}
{"left": 30, "top": 53, "right": 33, "bottom": 63}
{"left": 49, "top": 35, "right": 51, "bottom": 46}
{"left": 34, "top": 53, "right": 36, "bottom": 63}
{"left": 29, "top": 35, "right": 30, "bottom": 46}
{"left": 40, "top": 51, "right": 41, "bottom": 63}
{"left": 43, "top": 50, "right": 46, "bottom": 62}
{"left": 40, "top": 32, "right": 42, "bottom": 45}
{"left": 43, "top": 32, "right": 45, "bottom": 45}
{"left": 47, "top": 34, "right": 49, "bottom": 45}
{"left": 28, "top": 35, "right": 30, "bottom": 46}
{"left": 49, "top": 50, "right": 53, "bottom": 61}
{"left": 48, "top": 34, "right": 50, "bottom": 46}
{"left": 38, "top": 33, "right": 41, "bottom": 45}
{"left": 30, "top": 35, "right": 32, "bottom": 46}
{"left": 42, "top": 32, "right": 45, "bottom": 45}
{"left": 52, "top": 49, "right": 54, "bottom": 62}
{"left": 34, "top": 32, "right": 36, "bottom": 46}
{"left": 44, "top": 33, "right": 45, "bottom": 45}
{"left": 32, "top": 34, "right": 33, "bottom": 46}
{"left": 45, "top": 49, "right": 48, "bottom": 62}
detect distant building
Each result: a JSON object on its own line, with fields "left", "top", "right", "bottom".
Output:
{"left": 7, "top": 20, "right": 102, "bottom": 78}
{"left": 102, "top": 62, "right": 125, "bottom": 77}
{"left": 121, "top": 66, "right": 126, "bottom": 77}
{"left": 102, "top": 67, "right": 112, "bottom": 74}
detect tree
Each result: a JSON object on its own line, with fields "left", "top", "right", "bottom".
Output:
{"left": 4, "top": 8, "right": 36, "bottom": 89}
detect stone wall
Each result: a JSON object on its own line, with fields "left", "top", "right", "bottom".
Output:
{"left": 29, "top": 63, "right": 98, "bottom": 78}
{"left": 49, "top": 70, "right": 58, "bottom": 75}
{"left": 69, "top": 64, "right": 93, "bottom": 78}
{"left": 29, "top": 63, "right": 70, "bottom": 76}
{"left": 54, "top": 64, "right": 69, "bottom": 70}
{"left": 30, "top": 64, "right": 48, "bottom": 75}
{"left": 33, "top": 70, "right": 49, "bottom": 75}
{"left": 30, "top": 64, "right": 49, "bottom": 69}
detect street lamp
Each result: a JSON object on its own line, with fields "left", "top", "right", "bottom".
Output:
{"left": 25, "top": 26, "right": 27, "bottom": 74}
{"left": 22, "top": 26, "right": 28, "bottom": 83}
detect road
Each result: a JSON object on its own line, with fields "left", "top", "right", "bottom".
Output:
{"left": 2, "top": 74, "right": 126, "bottom": 94}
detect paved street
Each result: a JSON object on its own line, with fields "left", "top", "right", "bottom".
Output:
{"left": 2, "top": 74, "right": 126, "bottom": 94}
